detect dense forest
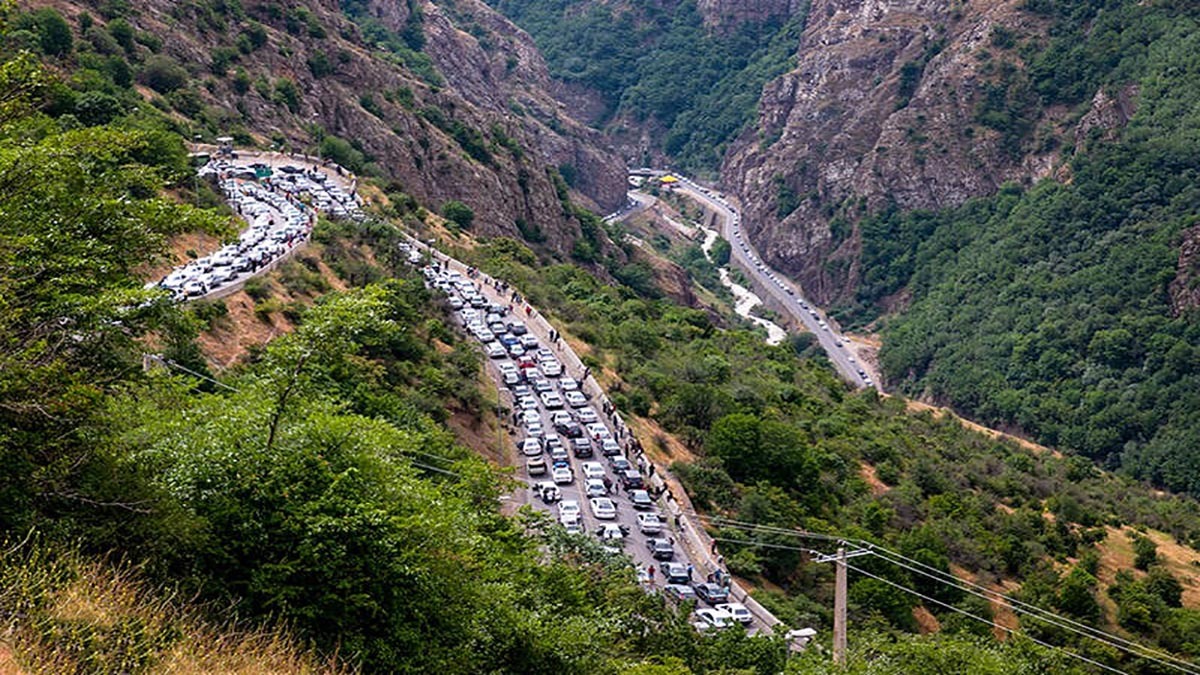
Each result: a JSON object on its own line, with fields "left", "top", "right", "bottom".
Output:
{"left": 847, "top": 1, "right": 1200, "bottom": 499}
{"left": 486, "top": 0, "right": 803, "bottom": 172}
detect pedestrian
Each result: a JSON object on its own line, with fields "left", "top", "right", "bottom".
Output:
{"left": 707, "top": 572, "right": 715, "bottom": 584}
{"left": 717, "top": 554, "right": 724, "bottom": 568}
{"left": 648, "top": 565, "right": 655, "bottom": 582}
{"left": 687, "top": 563, "right": 694, "bottom": 580}
{"left": 674, "top": 514, "right": 682, "bottom": 528}
{"left": 711, "top": 541, "right": 718, "bottom": 556}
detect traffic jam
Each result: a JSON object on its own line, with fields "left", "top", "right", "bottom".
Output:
{"left": 151, "top": 160, "right": 364, "bottom": 301}
{"left": 418, "top": 250, "right": 756, "bottom": 634}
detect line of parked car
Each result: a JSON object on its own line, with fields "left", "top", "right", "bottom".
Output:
{"left": 422, "top": 256, "right": 755, "bottom": 633}
{"left": 153, "top": 161, "right": 361, "bottom": 302}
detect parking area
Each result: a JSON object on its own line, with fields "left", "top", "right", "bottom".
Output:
{"left": 415, "top": 245, "right": 760, "bottom": 635}
{"left": 150, "top": 158, "right": 364, "bottom": 302}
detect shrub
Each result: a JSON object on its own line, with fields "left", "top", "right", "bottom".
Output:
{"left": 440, "top": 200, "right": 474, "bottom": 229}
{"left": 139, "top": 55, "right": 189, "bottom": 93}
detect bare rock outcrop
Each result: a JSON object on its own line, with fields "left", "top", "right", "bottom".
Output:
{"left": 721, "top": 0, "right": 1116, "bottom": 304}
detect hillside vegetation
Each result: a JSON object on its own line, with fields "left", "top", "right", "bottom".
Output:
{"left": 487, "top": 0, "right": 804, "bottom": 172}
{"left": 455, "top": 233, "right": 1200, "bottom": 671}
{"left": 846, "top": 1, "right": 1200, "bottom": 499}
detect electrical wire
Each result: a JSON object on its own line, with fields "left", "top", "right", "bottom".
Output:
{"left": 703, "top": 521, "right": 1200, "bottom": 673}
{"left": 150, "top": 355, "right": 240, "bottom": 392}
{"left": 843, "top": 560, "right": 1128, "bottom": 675}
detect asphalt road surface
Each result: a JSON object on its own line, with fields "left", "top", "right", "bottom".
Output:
{"left": 629, "top": 170, "right": 880, "bottom": 391}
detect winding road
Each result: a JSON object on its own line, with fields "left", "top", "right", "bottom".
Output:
{"left": 627, "top": 170, "right": 882, "bottom": 391}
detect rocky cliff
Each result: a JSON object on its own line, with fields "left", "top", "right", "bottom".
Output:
{"left": 721, "top": 0, "right": 1112, "bottom": 304}
{"left": 32, "top": 0, "right": 626, "bottom": 258}
{"left": 696, "top": 0, "right": 803, "bottom": 30}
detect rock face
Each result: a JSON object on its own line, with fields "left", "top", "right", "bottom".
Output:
{"left": 1170, "top": 224, "right": 1200, "bottom": 317}
{"left": 696, "top": 0, "right": 803, "bottom": 30}
{"left": 721, "top": 0, "right": 1099, "bottom": 304}
{"left": 43, "top": 0, "right": 626, "bottom": 259}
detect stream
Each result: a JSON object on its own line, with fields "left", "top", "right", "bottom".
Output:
{"left": 698, "top": 225, "right": 787, "bottom": 346}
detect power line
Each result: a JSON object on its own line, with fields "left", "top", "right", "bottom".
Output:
{"left": 704, "top": 522, "right": 1199, "bottom": 673}
{"left": 867, "top": 548, "right": 1200, "bottom": 674}
{"left": 148, "top": 354, "right": 240, "bottom": 392}
{"left": 843, "top": 560, "right": 1128, "bottom": 675}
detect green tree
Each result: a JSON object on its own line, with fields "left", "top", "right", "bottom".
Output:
{"left": 441, "top": 200, "right": 474, "bottom": 229}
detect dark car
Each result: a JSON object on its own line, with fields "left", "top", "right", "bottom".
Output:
{"left": 507, "top": 321, "right": 528, "bottom": 336}
{"left": 571, "top": 437, "right": 594, "bottom": 458}
{"left": 619, "top": 469, "right": 644, "bottom": 490}
{"left": 609, "top": 456, "right": 632, "bottom": 472}
{"left": 693, "top": 582, "right": 729, "bottom": 605}
{"left": 664, "top": 562, "right": 690, "bottom": 585}
{"left": 561, "top": 422, "right": 584, "bottom": 439}
{"left": 646, "top": 537, "right": 675, "bottom": 561}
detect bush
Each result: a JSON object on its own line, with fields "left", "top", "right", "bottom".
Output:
{"left": 139, "top": 55, "right": 189, "bottom": 93}
{"left": 440, "top": 200, "right": 474, "bottom": 229}
{"left": 243, "top": 276, "right": 272, "bottom": 302}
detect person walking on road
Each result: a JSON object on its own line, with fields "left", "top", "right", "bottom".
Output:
{"left": 648, "top": 565, "right": 655, "bottom": 583}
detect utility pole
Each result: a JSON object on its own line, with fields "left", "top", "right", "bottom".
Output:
{"left": 834, "top": 547, "right": 847, "bottom": 666}
{"left": 812, "top": 545, "right": 871, "bottom": 667}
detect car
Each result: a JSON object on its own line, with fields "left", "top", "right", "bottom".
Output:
{"left": 715, "top": 602, "right": 752, "bottom": 625}
{"left": 535, "top": 482, "right": 560, "bottom": 504}
{"left": 585, "top": 423, "right": 611, "bottom": 440}
{"left": 590, "top": 497, "right": 617, "bottom": 519}
{"left": 629, "top": 489, "right": 654, "bottom": 510}
{"left": 552, "top": 466, "right": 574, "bottom": 485}
{"left": 619, "top": 470, "right": 644, "bottom": 490}
{"left": 520, "top": 334, "right": 540, "bottom": 350}
{"left": 183, "top": 279, "right": 207, "bottom": 296}
{"left": 664, "top": 562, "right": 690, "bottom": 585}
{"left": 600, "top": 439, "right": 622, "bottom": 456}
{"left": 507, "top": 321, "right": 528, "bottom": 336}
{"left": 581, "top": 461, "right": 606, "bottom": 480}
{"left": 560, "top": 514, "right": 583, "bottom": 534}
{"left": 571, "top": 436, "right": 593, "bottom": 458}
{"left": 558, "top": 499, "right": 581, "bottom": 519}
{"left": 549, "top": 445, "right": 570, "bottom": 466}
{"left": 502, "top": 370, "right": 521, "bottom": 386}
{"left": 526, "top": 421, "right": 545, "bottom": 438}
{"left": 585, "top": 478, "right": 608, "bottom": 498}
{"left": 609, "top": 456, "right": 632, "bottom": 473}
{"left": 520, "top": 438, "right": 543, "bottom": 457}
{"left": 693, "top": 583, "right": 729, "bottom": 605}
{"left": 646, "top": 537, "right": 675, "bottom": 561}
{"left": 540, "top": 361, "right": 562, "bottom": 378}
{"left": 521, "top": 409, "right": 541, "bottom": 426}
{"left": 565, "top": 391, "right": 588, "bottom": 408}
{"left": 595, "top": 522, "right": 629, "bottom": 541}
{"left": 535, "top": 348, "right": 556, "bottom": 362}
{"left": 559, "top": 378, "right": 580, "bottom": 392}
{"left": 507, "top": 343, "right": 526, "bottom": 357}
{"left": 575, "top": 407, "right": 598, "bottom": 424}
{"left": 692, "top": 608, "right": 733, "bottom": 631}
{"left": 540, "top": 391, "right": 565, "bottom": 409}
{"left": 664, "top": 584, "right": 696, "bottom": 603}
{"left": 545, "top": 436, "right": 565, "bottom": 452}
{"left": 637, "top": 512, "right": 664, "bottom": 535}
{"left": 517, "top": 396, "right": 538, "bottom": 410}
{"left": 526, "top": 455, "right": 547, "bottom": 476}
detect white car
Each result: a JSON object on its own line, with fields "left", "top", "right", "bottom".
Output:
{"left": 560, "top": 514, "right": 582, "bottom": 534}
{"left": 589, "top": 497, "right": 617, "bottom": 520}
{"left": 520, "top": 438, "right": 542, "bottom": 457}
{"left": 637, "top": 512, "right": 664, "bottom": 535}
{"left": 581, "top": 461, "right": 606, "bottom": 480}
{"left": 541, "top": 361, "right": 563, "bottom": 378}
{"left": 550, "top": 410, "right": 574, "bottom": 427}
{"left": 526, "top": 455, "right": 547, "bottom": 476}
{"left": 517, "top": 396, "right": 538, "bottom": 410}
{"left": 558, "top": 500, "right": 580, "bottom": 520}
{"left": 559, "top": 378, "right": 580, "bottom": 392}
{"left": 526, "top": 421, "right": 545, "bottom": 438}
{"left": 585, "top": 478, "right": 608, "bottom": 498}
{"left": 552, "top": 466, "right": 574, "bottom": 485}
{"left": 576, "top": 407, "right": 598, "bottom": 424}
{"left": 715, "top": 602, "right": 753, "bottom": 625}
{"left": 693, "top": 608, "right": 733, "bottom": 631}
{"left": 565, "top": 391, "right": 588, "bottom": 408}
{"left": 540, "top": 391, "right": 565, "bottom": 409}
{"left": 485, "top": 341, "right": 506, "bottom": 358}
{"left": 585, "top": 423, "right": 611, "bottom": 440}
{"left": 521, "top": 409, "right": 541, "bottom": 425}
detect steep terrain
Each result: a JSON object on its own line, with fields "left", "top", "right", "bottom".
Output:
{"left": 26, "top": 0, "right": 626, "bottom": 258}
{"left": 722, "top": 0, "right": 1072, "bottom": 303}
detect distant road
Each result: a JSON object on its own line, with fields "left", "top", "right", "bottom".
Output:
{"left": 628, "top": 169, "right": 881, "bottom": 391}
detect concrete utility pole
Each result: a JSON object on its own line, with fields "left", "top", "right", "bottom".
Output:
{"left": 834, "top": 547, "right": 847, "bottom": 666}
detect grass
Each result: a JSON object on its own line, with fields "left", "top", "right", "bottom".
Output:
{"left": 0, "top": 539, "right": 346, "bottom": 675}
